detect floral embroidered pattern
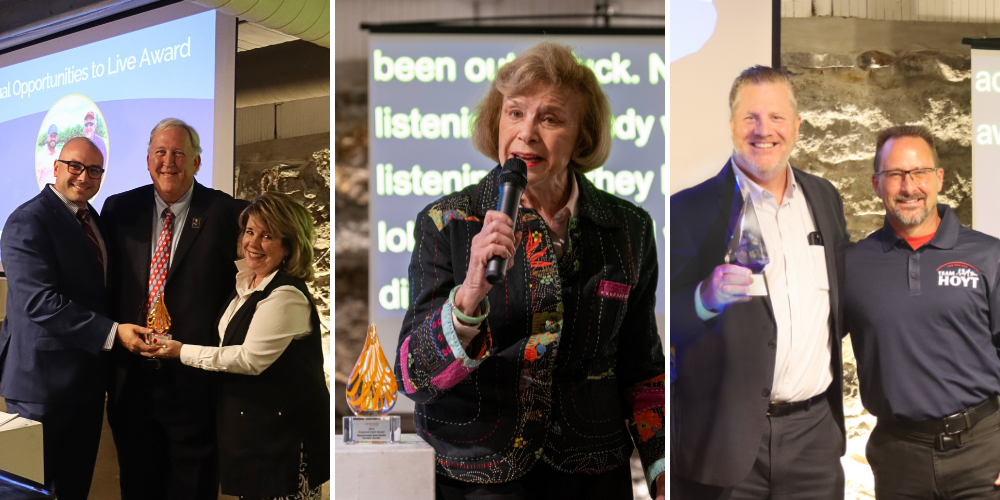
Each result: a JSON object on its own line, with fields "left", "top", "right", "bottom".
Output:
{"left": 429, "top": 208, "right": 482, "bottom": 231}
{"left": 634, "top": 409, "right": 663, "bottom": 442}
{"left": 525, "top": 230, "right": 553, "bottom": 268}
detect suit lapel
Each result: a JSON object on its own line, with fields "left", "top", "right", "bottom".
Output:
{"left": 40, "top": 188, "right": 103, "bottom": 279}
{"left": 166, "top": 182, "right": 207, "bottom": 283}
{"left": 793, "top": 169, "right": 840, "bottom": 330}
{"left": 128, "top": 188, "right": 155, "bottom": 291}
{"left": 716, "top": 162, "right": 776, "bottom": 323}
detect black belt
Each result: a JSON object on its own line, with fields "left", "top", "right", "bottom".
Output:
{"left": 892, "top": 395, "right": 1000, "bottom": 435}
{"left": 767, "top": 393, "right": 825, "bottom": 417}
{"left": 885, "top": 395, "right": 1000, "bottom": 451}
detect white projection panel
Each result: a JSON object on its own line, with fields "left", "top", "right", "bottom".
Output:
{"left": 670, "top": 0, "right": 773, "bottom": 194}
{"left": 972, "top": 48, "right": 1000, "bottom": 237}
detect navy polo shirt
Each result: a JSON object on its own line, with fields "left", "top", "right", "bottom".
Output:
{"left": 845, "top": 204, "right": 1000, "bottom": 422}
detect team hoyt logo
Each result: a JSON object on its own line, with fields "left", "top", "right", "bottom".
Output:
{"left": 937, "top": 262, "right": 980, "bottom": 288}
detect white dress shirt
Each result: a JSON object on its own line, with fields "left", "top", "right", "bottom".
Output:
{"left": 696, "top": 158, "right": 833, "bottom": 403}
{"left": 178, "top": 260, "right": 313, "bottom": 375}
{"left": 151, "top": 182, "right": 194, "bottom": 267}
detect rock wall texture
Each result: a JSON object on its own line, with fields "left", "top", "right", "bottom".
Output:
{"left": 234, "top": 133, "right": 332, "bottom": 384}
{"left": 783, "top": 17, "right": 1000, "bottom": 499}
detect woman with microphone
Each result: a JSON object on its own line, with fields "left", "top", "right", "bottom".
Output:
{"left": 395, "top": 41, "right": 665, "bottom": 499}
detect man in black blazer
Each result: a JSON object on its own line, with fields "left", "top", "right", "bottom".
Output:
{"left": 670, "top": 66, "right": 850, "bottom": 499}
{"left": 0, "top": 138, "right": 154, "bottom": 500}
{"left": 102, "top": 119, "right": 246, "bottom": 500}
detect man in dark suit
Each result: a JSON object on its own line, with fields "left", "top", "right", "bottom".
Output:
{"left": 102, "top": 118, "right": 246, "bottom": 500}
{"left": 670, "top": 66, "right": 850, "bottom": 499}
{"left": 0, "top": 137, "right": 155, "bottom": 500}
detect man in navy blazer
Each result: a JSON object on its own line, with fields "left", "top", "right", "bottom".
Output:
{"left": 0, "top": 137, "right": 155, "bottom": 500}
{"left": 670, "top": 66, "right": 850, "bottom": 499}
{"left": 102, "top": 119, "right": 246, "bottom": 500}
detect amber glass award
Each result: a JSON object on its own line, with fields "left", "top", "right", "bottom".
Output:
{"left": 343, "top": 324, "right": 401, "bottom": 444}
{"left": 145, "top": 291, "right": 173, "bottom": 345}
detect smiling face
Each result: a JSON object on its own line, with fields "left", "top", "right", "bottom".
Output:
{"left": 47, "top": 132, "right": 58, "bottom": 150}
{"left": 730, "top": 82, "right": 801, "bottom": 183}
{"left": 54, "top": 138, "right": 103, "bottom": 208}
{"left": 83, "top": 118, "right": 96, "bottom": 139}
{"left": 497, "top": 84, "right": 581, "bottom": 191}
{"left": 872, "top": 136, "right": 944, "bottom": 231}
{"left": 147, "top": 126, "right": 200, "bottom": 205}
{"left": 242, "top": 215, "right": 287, "bottom": 279}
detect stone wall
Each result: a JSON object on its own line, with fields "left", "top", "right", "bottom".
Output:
{"left": 234, "top": 132, "right": 332, "bottom": 384}
{"left": 783, "top": 17, "right": 1000, "bottom": 498}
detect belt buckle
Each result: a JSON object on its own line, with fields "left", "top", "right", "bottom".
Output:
{"left": 936, "top": 431, "right": 964, "bottom": 451}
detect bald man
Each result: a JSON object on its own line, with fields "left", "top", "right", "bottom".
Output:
{"left": 0, "top": 137, "right": 156, "bottom": 499}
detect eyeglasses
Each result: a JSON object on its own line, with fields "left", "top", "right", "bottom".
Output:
{"left": 876, "top": 167, "right": 939, "bottom": 186}
{"left": 57, "top": 159, "right": 105, "bottom": 179}
{"left": 84, "top": 122, "right": 95, "bottom": 127}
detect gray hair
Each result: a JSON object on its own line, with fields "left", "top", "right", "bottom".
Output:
{"left": 147, "top": 118, "right": 202, "bottom": 156}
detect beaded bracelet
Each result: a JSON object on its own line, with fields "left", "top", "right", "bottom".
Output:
{"left": 449, "top": 284, "right": 490, "bottom": 324}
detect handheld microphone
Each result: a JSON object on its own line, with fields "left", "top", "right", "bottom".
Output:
{"left": 485, "top": 157, "right": 528, "bottom": 284}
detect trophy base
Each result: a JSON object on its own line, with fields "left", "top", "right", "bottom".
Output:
{"left": 343, "top": 416, "right": 401, "bottom": 444}
{"left": 145, "top": 333, "right": 172, "bottom": 345}
{"left": 748, "top": 273, "right": 768, "bottom": 296}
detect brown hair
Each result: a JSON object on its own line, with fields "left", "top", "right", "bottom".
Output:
{"left": 729, "top": 65, "right": 798, "bottom": 116}
{"left": 470, "top": 41, "right": 612, "bottom": 173}
{"left": 873, "top": 125, "right": 939, "bottom": 173}
{"left": 238, "top": 192, "right": 315, "bottom": 281}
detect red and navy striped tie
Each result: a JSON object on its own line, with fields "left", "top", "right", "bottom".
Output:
{"left": 147, "top": 210, "right": 174, "bottom": 314}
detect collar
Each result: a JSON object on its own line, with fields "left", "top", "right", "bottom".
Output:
{"left": 47, "top": 184, "right": 86, "bottom": 215}
{"left": 877, "top": 204, "right": 960, "bottom": 252}
{"left": 234, "top": 259, "right": 280, "bottom": 299}
{"left": 561, "top": 170, "right": 580, "bottom": 219}
{"left": 730, "top": 153, "right": 796, "bottom": 205}
{"left": 473, "top": 165, "right": 617, "bottom": 226}
{"left": 154, "top": 181, "right": 195, "bottom": 217}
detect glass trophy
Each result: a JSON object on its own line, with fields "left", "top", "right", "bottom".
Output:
{"left": 343, "top": 324, "right": 401, "bottom": 444}
{"left": 726, "top": 194, "right": 770, "bottom": 296}
{"left": 146, "top": 291, "right": 172, "bottom": 345}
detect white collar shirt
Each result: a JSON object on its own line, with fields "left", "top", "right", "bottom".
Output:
{"left": 731, "top": 155, "right": 833, "bottom": 403}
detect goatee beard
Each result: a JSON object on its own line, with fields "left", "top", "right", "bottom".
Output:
{"left": 892, "top": 197, "right": 932, "bottom": 226}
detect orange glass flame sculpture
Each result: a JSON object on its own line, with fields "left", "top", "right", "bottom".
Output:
{"left": 146, "top": 291, "right": 172, "bottom": 345}
{"left": 346, "top": 324, "right": 398, "bottom": 416}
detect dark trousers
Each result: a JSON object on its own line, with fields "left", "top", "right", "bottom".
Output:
{"left": 4, "top": 398, "right": 103, "bottom": 500}
{"left": 107, "top": 366, "right": 218, "bottom": 500}
{"left": 671, "top": 397, "right": 845, "bottom": 500}
{"left": 436, "top": 458, "right": 632, "bottom": 500}
{"left": 867, "top": 410, "right": 1000, "bottom": 499}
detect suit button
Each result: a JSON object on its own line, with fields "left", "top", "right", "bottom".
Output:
{"left": 767, "top": 340, "right": 776, "bottom": 349}
{"left": 762, "top": 388, "right": 771, "bottom": 397}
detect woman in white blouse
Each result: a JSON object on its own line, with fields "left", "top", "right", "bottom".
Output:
{"left": 151, "top": 192, "right": 329, "bottom": 499}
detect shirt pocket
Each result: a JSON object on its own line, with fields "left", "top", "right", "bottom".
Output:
{"left": 809, "top": 245, "right": 831, "bottom": 291}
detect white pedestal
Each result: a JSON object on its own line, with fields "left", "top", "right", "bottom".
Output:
{"left": 0, "top": 413, "right": 43, "bottom": 484}
{"left": 335, "top": 433, "right": 435, "bottom": 500}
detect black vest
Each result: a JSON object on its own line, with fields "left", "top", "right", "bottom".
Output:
{"left": 216, "top": 271, "right": 330, "bottom": 497}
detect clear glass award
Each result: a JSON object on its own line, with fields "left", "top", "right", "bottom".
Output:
{"left": 726, "top": 194, "right": 769, "bottom": 296}
{"left": 343, "top": 324, "right": 401, "bottom": 444}
{"left": 145, "top": 291, "right": 172, "bottom": 345}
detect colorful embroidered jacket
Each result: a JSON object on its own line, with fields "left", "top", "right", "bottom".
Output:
{"left": 394, "top": 165, "right": 666, "bottom": 491}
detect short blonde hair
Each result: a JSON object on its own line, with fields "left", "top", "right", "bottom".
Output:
{"left": 729, "top": 65, "right": 798, "bottom": 117}
{"left": 470, "top": 41, "right": 612, "bottom": 174}
{"left": 238, "top": 192, "right": 315, "bottom": 281}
